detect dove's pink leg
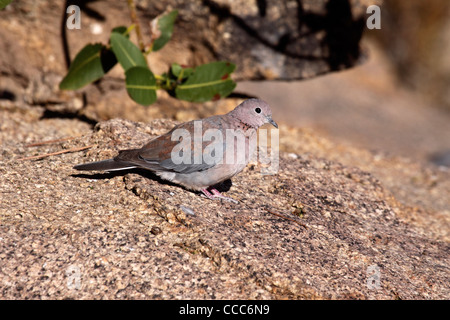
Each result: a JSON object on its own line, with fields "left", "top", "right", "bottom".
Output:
{"left": 201, "top": 188, "right": 238, "bottom": 204}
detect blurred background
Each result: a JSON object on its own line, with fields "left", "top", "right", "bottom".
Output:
{"left": 238, "top": 0, "right": 450, "bottom": 165}
{"left": 1, "top": 0, "right": 449, "bottom": 166}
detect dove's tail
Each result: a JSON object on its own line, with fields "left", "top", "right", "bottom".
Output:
{"left": 73, "top": 159, "right": 137, "bottom": 172}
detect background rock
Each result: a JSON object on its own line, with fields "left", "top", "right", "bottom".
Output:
{"left": 0, "top": 0, "right": 373, "bottom": 121}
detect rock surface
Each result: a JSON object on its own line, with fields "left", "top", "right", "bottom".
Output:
{"left": 1, "top": 109, "right": 448, "bottom": 299}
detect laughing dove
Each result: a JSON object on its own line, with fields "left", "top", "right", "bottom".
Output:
{"left": 74, "top": 99, "right": 277, "bottom": 203}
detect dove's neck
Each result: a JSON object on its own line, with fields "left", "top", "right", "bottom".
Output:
{"left": 228, "top": 111, "right": 258, "bottom": 131}
{"left": 224, "top": 113, "right": 258, "bottom": 139}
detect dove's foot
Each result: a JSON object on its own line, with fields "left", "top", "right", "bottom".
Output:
{"left": 201, "top": 188, "right": 238, "bottom": 204}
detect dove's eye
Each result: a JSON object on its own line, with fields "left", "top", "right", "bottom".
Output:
{"left": 255, "top": 107, "right": 261, "bottom": 114}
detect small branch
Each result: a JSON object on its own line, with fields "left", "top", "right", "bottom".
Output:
{"left": 125, "top": 24, "right": 136, "bottom": 36}
{"left": 61, "top": 0, "right": 71, "bottom": 69}
{"left": 266, "top": 208, "right": 308, "bottom": 229}
{"left": 17, "top": 146, "right": 93, "bottom": 161}
{"left": 146, "top": 15, "right": 160, "bottom": 54}
{"left": 127, "top": 0, "right": 145, "bottom": 51}
{"left": 25, "top": 136, "right": 78, "bottom": 147}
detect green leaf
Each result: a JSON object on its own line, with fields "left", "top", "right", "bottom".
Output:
{"left": 0, "top": 0, "right": 12, "bottom": 10}
{"left": 110, "top": 32, "right": 147, "bottom": 71}
{"left": 171, "top": 63, "right": 193, "bottom": 80}
{"left": 175, "top": 61, "right": 236, "bottom": 102}
{"left": 60, "top": 44, "right": 116, "bottom": 90}
{"left": 111, "top": 25, "right": 129, "bottom": 38}
{"left": 152, "top": 10, "right": 178, "bottom": 52}
{"left": 125, "top": 66, "right": 157, "bottom": 106}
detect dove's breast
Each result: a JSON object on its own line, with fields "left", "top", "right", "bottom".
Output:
{"left": 158, "top": 128, "right": 257, "bottom": 190}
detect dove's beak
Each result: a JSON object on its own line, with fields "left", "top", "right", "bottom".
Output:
{"left": 267, "top": 117, "right": 278, "bottom": 128}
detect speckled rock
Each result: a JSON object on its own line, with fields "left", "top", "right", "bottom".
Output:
{"left": 1, "top": 114, "right": 448, "bottom": 299}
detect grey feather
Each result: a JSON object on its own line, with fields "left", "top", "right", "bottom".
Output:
{"left": 73, "top": 159, "right": 136, "bottom": 172}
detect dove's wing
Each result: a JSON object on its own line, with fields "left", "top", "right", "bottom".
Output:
{"left": 115, "top": 117, "right": 227, "bottom": 174}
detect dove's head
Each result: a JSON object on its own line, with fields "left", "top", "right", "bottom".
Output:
{"left": 231, "top": 99, "right": 278, "bottom": 129}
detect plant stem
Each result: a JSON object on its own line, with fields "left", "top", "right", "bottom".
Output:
{"left": 127, "top": 0, "right": 145, "bottom": 51}
{"left": 125, "top": 24, "right": 136, "bottom": 36}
